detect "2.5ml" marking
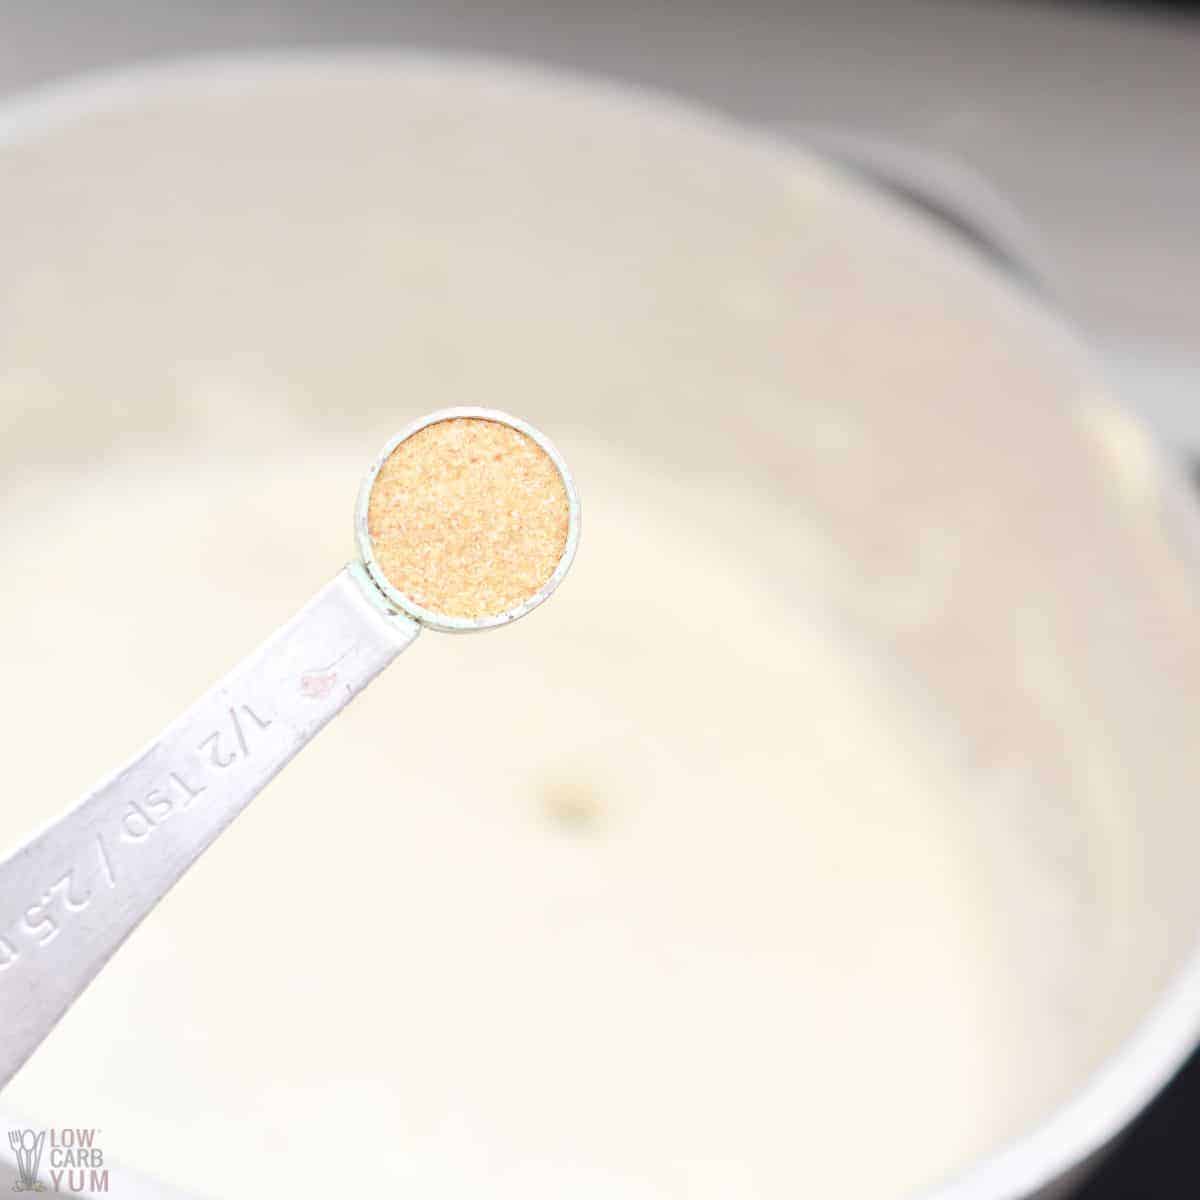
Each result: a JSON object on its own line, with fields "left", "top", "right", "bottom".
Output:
{"left": 0, "top": 702, "right": 274, "bottom": 972}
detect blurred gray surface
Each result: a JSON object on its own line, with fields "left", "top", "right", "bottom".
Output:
{"left": 0, "top": 0, "right": 1197, "bottom": 442}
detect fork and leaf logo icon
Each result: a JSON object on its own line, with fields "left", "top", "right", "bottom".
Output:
{"left": 7, "top": 1129, "right": 45, "bottom": 1192}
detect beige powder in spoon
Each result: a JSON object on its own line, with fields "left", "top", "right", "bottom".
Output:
{"left": 366, "top": 417, "right": 570, "bottom": 619}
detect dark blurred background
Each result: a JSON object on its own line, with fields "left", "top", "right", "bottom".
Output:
{"left": 0, "top": 1, "right": 1197, "bottom": 1194}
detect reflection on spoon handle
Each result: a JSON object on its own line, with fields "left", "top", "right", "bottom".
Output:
{"left": 0, "top": 566, "right": 419, "bottom": 1089}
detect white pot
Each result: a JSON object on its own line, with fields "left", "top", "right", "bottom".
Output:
{"left": 0, "top": 53, "right": 1197, "bottom": 1200}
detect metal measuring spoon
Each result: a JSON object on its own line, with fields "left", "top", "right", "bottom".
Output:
{"left": 0, "top": 408, "right": 581, "bottom": 1089}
